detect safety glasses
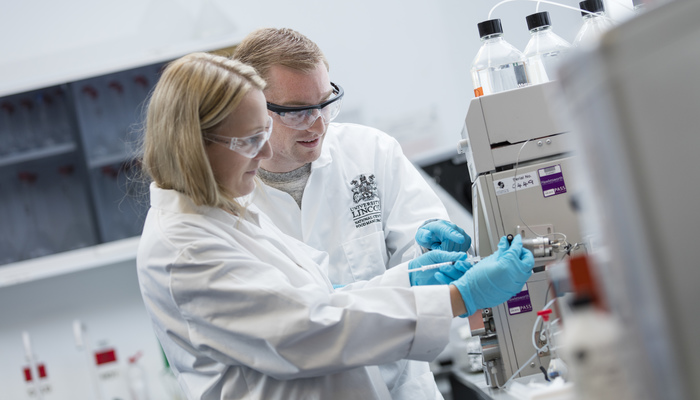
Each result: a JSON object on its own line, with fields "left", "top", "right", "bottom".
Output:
{"left": 266, "top": 82, "right": 344, "bottom": 130}
{"left": 204, "top": 116, "right": 273, "bottom": 158}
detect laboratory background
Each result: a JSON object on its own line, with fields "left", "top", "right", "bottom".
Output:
{"left": 1, "top": 0, "right": 699, "bottom": 399}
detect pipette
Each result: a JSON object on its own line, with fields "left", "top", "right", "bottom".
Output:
{"left": 408, "top": 256, "right": 482, "bottom": 273}
{"left": 408, "top": 261, "right": 455, "bottom": 273}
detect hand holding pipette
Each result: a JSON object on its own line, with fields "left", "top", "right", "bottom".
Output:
{"left": 407, "top": 250, "right": 471, "bottom": 286}
{"left": 410, "top": 256, "right": 483, "bottom": 286}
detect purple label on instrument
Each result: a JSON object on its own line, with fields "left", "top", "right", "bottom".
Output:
{"left": 507, "top": 284, "right": 533, "bottom": 315}
{"left": 539, "top": 165, "right": 567, "bottom": 198}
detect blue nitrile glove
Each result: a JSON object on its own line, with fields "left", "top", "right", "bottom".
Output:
{"left": 408, "top": 250, "right": 469, "bottom": 286}
{"left": 434, "top": 260, "right": 472, "bottom": 285}
{"left": 416, "top": 219, "right": 472, "bottom": 253}
{"left": 451, "top": 234, "right": 535, "bottom": 317}
{"left": 434, "top": 236, "right": 510, "bottom": 285}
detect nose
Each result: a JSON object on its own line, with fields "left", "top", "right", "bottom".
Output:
{"left": 255, "top": 138, "right": 273, "bottom": 160}
{"left": 307, "top": 113, "right": 326, "bottom": 135}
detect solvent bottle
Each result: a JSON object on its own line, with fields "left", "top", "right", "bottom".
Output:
{"left": 523, "top": 11, "right": 572, "bottom": 84}
{"left": 470, "top": 19, "right": 530, "bottom": 97}
{"left": 559, "top": 297, "right": 632, "bottom": 400}
{"left": 572, "top": 0, "right": 614, "bottom": 48}
{"left": 127, "top": 351, "right": 150, "bottom": 400}
{"left": 94, "top": 342, "right": 130, "bottom": 399}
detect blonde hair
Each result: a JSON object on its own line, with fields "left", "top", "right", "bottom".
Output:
{"left": 232, "top": 27, "right": 329, "bottom": 82}
{"left": 142, "top": 52, "right": 266, "bottom": 215}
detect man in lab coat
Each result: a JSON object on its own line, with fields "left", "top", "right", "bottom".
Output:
{"left": 233, "top": 28, "right": 470, "bottom": 399}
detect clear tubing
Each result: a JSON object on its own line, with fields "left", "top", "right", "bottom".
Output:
{"left": 488, "top": 0, "right": 620, "bottom": 23}
{"left": 532, "top": 298, "right": 558, "bottom": 352}
{"left": 500, "top": 351, "right": 540, "bottom": 389}
{"left": 513, "top": 139, "right": 540, "bottom": 239}
{"left": 513, "top": 139, "right": 570, "bottom": 249}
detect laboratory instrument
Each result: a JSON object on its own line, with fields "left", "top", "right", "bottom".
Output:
{"left": 557, "top": 0, "right": 700, "bottom": 398}
{"left": 470, "top": 19, "right": 530, "bottom": 97}
{"left": 521, "top": 236, "right": 565, "bottom": 259}
{"left": 458, "top": 80, "right": 584, "bottom": 388}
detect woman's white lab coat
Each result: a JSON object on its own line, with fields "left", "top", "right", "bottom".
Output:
{"left": 136, "top": 184, "right": 453, "bottom": 400}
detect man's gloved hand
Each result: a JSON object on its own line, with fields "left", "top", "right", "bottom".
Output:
{"left": 451, "top": 234, "right": 535, "bottom": 317}
{"left": 415, "top": 220, "right": 472, "bottom": 253}
{"left": 408, "top": 250, "right": 469, "bottom": 286}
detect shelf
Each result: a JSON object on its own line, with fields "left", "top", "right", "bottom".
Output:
{"left": 87, "top": 152, "right": 134, "bottom": 169}
{"left": 0, "top": 142, "right": 78, "bottom": 168}
{"left": 0, "top": 236, "right": 140, "bottom": 288}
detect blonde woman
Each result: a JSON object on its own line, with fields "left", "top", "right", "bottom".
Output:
{"left": 137, "top": 52, "right": 534, "bottom": 400}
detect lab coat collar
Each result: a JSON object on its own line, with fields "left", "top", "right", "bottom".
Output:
{"left": 310, "top": 123, "right": 338, "bottom": 170}
{"left": 149, "top": 182, "right": 204, "bottom": 215}
{"left": 149, "top": 182, "right": 261, "bottom": 226}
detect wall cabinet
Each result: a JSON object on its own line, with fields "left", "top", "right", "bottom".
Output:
{"left": 0, "top": 62, "right": 164, "bottom": 265}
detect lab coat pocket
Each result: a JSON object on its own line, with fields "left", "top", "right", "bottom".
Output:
{"left": 342, "top": 230, "right": 389, "bottom": 281}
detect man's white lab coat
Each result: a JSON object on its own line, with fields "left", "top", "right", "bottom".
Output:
{"left": 255, "top": 123, "right": 450, "bottom": 284}
{"left": 253, "top": 122, "right": 452, "bottom": 398}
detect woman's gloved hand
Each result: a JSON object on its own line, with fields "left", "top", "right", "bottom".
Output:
{"left": 408, "top": 250, "right": 469, "bottom": 286}
{"left": 434, "top": 260, "right": 472, "bottom": 285}
{"left": 415, "top": 219, "right": 472, "bottom": 253}
{"left": 451, "top": 234, "right": 535, "bottom": 317}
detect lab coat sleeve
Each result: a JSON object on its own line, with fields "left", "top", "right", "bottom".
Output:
{"left": 165, "top": 239, "right": 453, "bottom": 381}
{"left": 379, "top": 134, "right": 451, "bottom": 267}
{"left": 333, "top": 260, "right": 411, "bottom": 290}
{"left": 332, "top": 261, "right": 451, "bottom": 357}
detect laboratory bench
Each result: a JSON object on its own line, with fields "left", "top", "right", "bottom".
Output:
{"left": 450, "top": 366, "right": 575, "bottom": 400}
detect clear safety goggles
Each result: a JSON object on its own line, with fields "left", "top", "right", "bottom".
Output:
{"left": 204, "top": 116, "right": 273, "bottom": 158}
{"left": 266, "top": 82, "right": 344, "bottom": 130}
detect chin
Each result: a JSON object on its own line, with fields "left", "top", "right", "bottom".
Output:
{"left": 234, "top": 180, "right": 256, "bottom": 197}
{"left": 301, "top": 148, "right": 323, "bottom": 164}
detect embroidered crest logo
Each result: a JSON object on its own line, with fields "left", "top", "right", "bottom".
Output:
{"left": 350, "top": 174, "right": 378, "bottom": 203}
{"left": 349, "top": 174, "right": 381, "bottom": 228}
